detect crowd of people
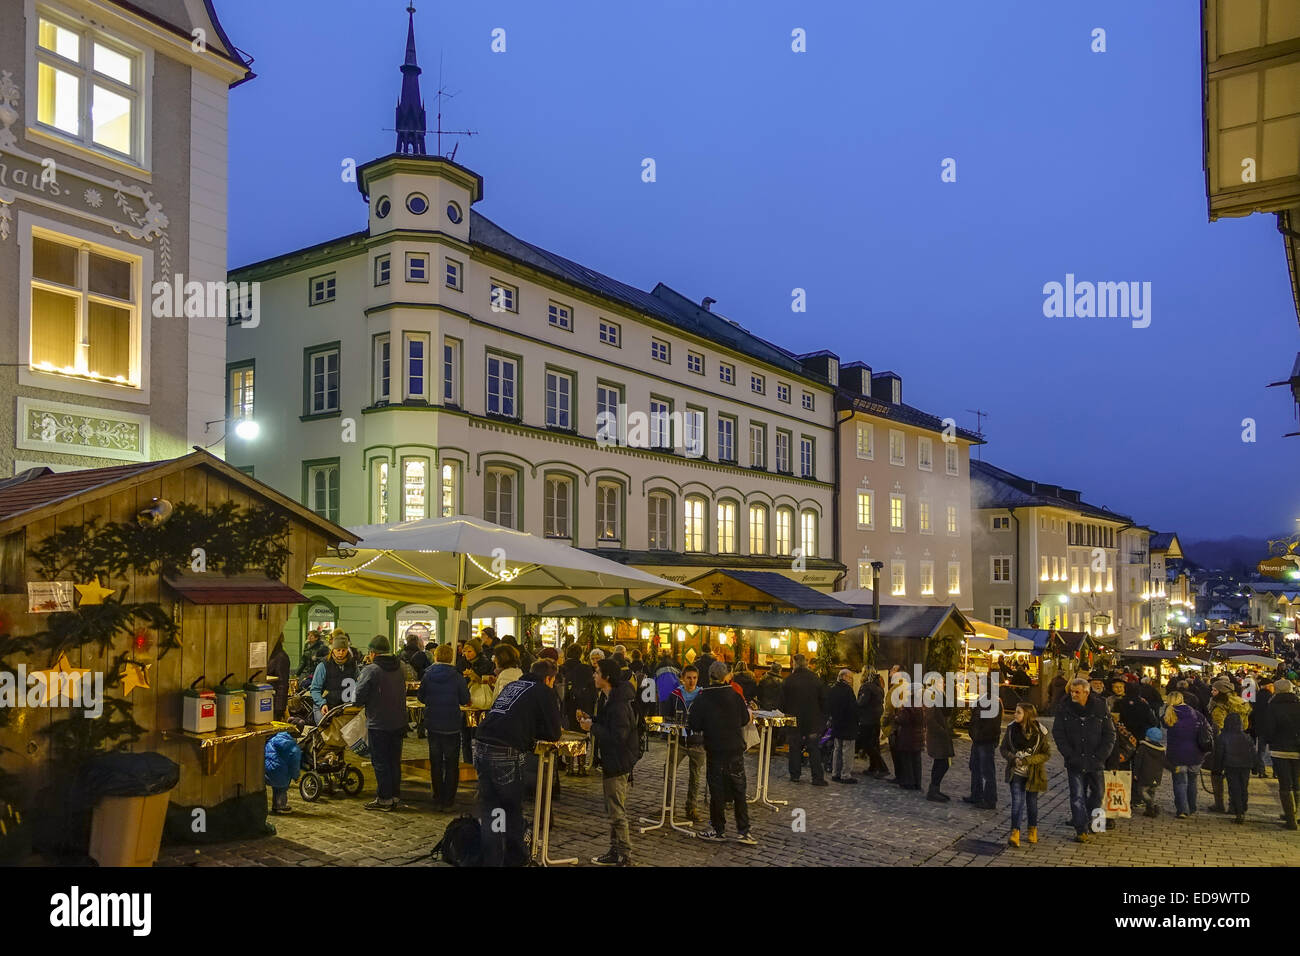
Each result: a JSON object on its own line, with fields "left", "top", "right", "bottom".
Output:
{"left": 275, "top": 628, "right": 1300, "bottom": 864}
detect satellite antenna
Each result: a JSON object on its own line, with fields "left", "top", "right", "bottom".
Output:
{"left": 432, "top": 54, "right": 477, "bottom": 159}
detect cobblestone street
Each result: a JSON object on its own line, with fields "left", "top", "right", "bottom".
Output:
{"left": 158, "top": 723, "right": 1299, "bottom": 868}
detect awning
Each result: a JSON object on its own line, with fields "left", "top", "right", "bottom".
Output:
{"left": 567, "top": 604, "right": 872, "bottom": 634}
{"left": 165, "top": 573, "right": 308, "bottom": 605}
{"left": 1118, "top": 649, "right": 1182, "bottom": 661}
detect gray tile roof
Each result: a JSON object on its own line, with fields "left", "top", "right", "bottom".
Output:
{"left": 717, "top": 570, "right": 854, "bottom": 611}
{"left": 836, "top": 389, "right": 984, "bottom": 442}
{"left": 469, "top": 211, "right": 815, "bottom": 377}
{"left": 971, "top": 460, "right": 1133, "bottom": 522}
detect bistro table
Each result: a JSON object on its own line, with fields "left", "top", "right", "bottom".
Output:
{"left": 531, "top": 730, "right": 588, "bottom": 867}
{"left": 639, "top": 715, "right": 695, "bottom": 837}
{"left": 747, "top": 711, "right": 796, "bottom": 811}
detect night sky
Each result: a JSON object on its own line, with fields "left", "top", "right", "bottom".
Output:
{"left": 217, "top": 0, "right": 1295, "bottom": 542}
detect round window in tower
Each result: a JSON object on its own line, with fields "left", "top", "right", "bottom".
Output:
{"left": 446, "top": 201, "right": 463, "bottom": 224}
{"left": 375, "top": 196, "right": 391, "bottom": 219}
{"left": 406, "top": 192, "right": 429, "bottom": 215}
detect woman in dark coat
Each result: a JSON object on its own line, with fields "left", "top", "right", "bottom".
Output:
{"left": 891, "top": 690, "right": 925, "bottom": 791}
{"left": 266, "top": 635, "right": 291, "bottom": 720}
{"left": 925, "top": 703, "right": 955, "bottom": 801}
{"left": 1163, "top": 691, "right": 1209, "bottom": 818}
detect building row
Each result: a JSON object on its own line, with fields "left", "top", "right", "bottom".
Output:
{"left": 0, "top": 2, "right": 1197, "bottom": 659}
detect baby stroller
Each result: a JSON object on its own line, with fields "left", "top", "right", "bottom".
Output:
{"left": 296, "top": 705, "right": 366, "bottom": 801}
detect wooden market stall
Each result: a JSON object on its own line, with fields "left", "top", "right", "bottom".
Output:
{"left": 0, "top": 450, "right": 356, "bottom": 855}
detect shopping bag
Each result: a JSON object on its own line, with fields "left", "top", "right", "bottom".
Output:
{"left": 1103, "top": 769, "right": 1132, "bottom": 819}
{"left": 340, "top": 712, "right": 369, "bottom": 748}
{"left": 742, "top": 720, "right": 761, "bottom": 752}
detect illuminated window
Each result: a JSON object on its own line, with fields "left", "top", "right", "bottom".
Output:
{"left": 401, "top": 458, "right": 427, "bottom": 520}
{"left": 948, "top": 562, "right": 961, "bottom": 595}
{"left": 918, "top": 499, "right": 931, "bottom": 534}
{"left": 29, "top": 230, "right": 139, "bottom": 386}
{"left": 716, "top": 501, "right": 737, "bottom": 553}
{"left": 229, "top": 364, "right": 254, "bottom": 420}
{"left": 992, "top": 556, "right": 1012, "bottom": 583}
{"left": 649, "top": 493, "right": 673, "bottom": 550}
{"left": 946, "top": 504, "right": 959, "bottom": 535}
{"left": 597, "top": 482, "right": 621, "bottom": 541}
{"left": 36, "top": 13, "right": 143, "bottom": 162}
{"left": 856, "top": 491, "right": 873, "bottom": 529}
{"left": 891, "top": 561, "right": 906, "bottom": 596}
{"left": 889, "top": 494, "right": 905, "bottom": 531}
{"left": 683, "top": 496, "right": 706, "bottom": 553}
{"left": 775, "top": 507, "right": 793, "bottom": 556}
{"left": 920, "top": 561, "right": 934, "bottom": 596}
{"left": 799, "top": 510, "right": 818, "bottom": 557}
{"left": 440, "top": 462, "right": 459, "bottom": 516}
{"left": 749, "top": 504, "right": 768, "bottom": 554}
{"left": 856, "top": 423, "right": 873, "bottom": 459}
{"left": 544, "top": 475, "right": 572, "bottom": 538}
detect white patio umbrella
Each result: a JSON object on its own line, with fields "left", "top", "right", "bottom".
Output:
{"left": 1213, "top": 641, "right": 1268, "bottom": 654}
{"left": 307, "top": 515, "right": 691, "bottom": 645}
{"left": 1226, "top": 654, "right": 1279, "bottom": 667}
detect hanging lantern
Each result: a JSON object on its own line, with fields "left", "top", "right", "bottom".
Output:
{"left": 770, "top": 636, "right": 779, "bottom": 650}
{"left": 602, "top": 623, "right": 613, "bottom": 638}
{"left": 806, "top": 638, "right": 818, "bottom": 653}
{"left": 676, "top": 628, "right": 686, "bottom": 642}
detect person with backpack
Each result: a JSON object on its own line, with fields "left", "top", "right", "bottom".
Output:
{"left": 689, "top": 661, "right": 757, "bottom": 845}
{"left": 474, "top": 659, "right": 563, "bottom": 866}
{"left": 400, "top": 631, "right": 430, "bottom": 681}
{"left": 668, "top": 664, "right": 706, "bottom": 823}
{"left": 579, "top": 658, "right": 639, "bottom": 866}
{"left": 1212, "top": 712, "right": 1256, "bottom": 824}
{"left": 999, "top": 703, "right": 1050, "bottom": 847}
{"left": 1133, "top": 726, "right": 1165, "bottom": 818}
{"left": 1163, "top": 690, "right": 1211, "bottom": 819}
{"left": 1257, "top": 677, "right": 1300, "bottom": 830}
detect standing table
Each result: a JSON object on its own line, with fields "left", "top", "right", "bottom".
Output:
{"left": 639, "top": 716, "right": 695, "bottom": 837}
{"left": 531, "top": 731, "right": 588, "bottom": 867}
{"left": 748, "top": 712, "right": 796, "bottom": 811}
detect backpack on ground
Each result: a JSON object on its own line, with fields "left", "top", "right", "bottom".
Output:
{"left": 431, "top": 815, "right": 482, "bottom": 867}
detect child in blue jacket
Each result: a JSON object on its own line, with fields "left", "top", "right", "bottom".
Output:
{"left": 265, "top": 731, "right": 302, "bottom": 814}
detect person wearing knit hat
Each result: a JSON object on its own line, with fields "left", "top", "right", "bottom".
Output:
{"left": 310, "top": 630, "right": 357, "bottom": 723}
{"left": 355, "top": 630, "right": 406, "bottom": 810}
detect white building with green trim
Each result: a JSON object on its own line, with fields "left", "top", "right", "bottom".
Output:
{"left": 226, "top": 11, "right": 844, "bottom": 661}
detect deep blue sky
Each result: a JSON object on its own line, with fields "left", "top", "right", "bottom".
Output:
{"left": 219, "top": 0, "right": 1293, "bottom": 542}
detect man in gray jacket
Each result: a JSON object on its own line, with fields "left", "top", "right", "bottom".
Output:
{"left": 354, "top": 635, "right": 409, "bottom": 811}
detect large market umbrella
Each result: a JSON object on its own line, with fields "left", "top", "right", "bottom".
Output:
{"left": 307, "top": 515, "right": 692, "bottom": 644}
{"left": 1214, "top": 641, "right": 1266, "bottom": 654}
{"left": 1226, "top": 654, "right": 1280, "bottom": 667}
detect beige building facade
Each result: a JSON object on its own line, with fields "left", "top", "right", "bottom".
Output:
{"left": 0, "top": 0, "right": 251, "bottom": 476}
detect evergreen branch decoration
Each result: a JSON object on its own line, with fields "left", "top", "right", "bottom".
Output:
{"left": 31, "top": 602, "right": 179, "bottom": 660}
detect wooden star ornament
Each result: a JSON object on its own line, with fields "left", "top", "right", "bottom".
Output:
{"left": 121, "top": 661, "right": 151, "bottom": 696}
{"left": 75, "top": 580, "right": 116, "bottom": 605}
{"left": 35, "top": 653, "right": 92, "bottom": 706}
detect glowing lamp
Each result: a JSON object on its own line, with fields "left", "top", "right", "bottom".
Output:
{"left": 806, "top": 639, "right": 818, "bottom": 653}
{"left": 234, "top": 419, "right": 260, "bottom": 441}
{"left": 603, "top": 624, "right": 613, "bottom": 637}
{"left": 770, "top": 636, "right": 779, "bottom": 650}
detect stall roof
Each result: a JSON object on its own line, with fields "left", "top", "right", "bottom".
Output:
{"left": 164, "top": 573, "right": 308, "bottom": 606}
{"left": 832, "top": 604, "right": 974, "bottom": 639}
{"left": 1008, "top": 629, "right": 1052, "bottom": 653}
{"left": 1119, "top": 649, "right": 1182, "bottom": 661}
{"left": 569, "top": 604, "right": 872, "bottom": 634}
{"left": 644, "top": 569, "right": 851, "bottom": 612}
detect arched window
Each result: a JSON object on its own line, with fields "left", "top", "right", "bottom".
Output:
{"left": 748, "top": 504, "right": 768, "bottom": 555}
{"left": 774, "top": 507, "right": 794, "bottom": 556}
{"left": 683, "top": 495, "right": 706, "bottom": 553}
{"left": 596, "top": 481, "right": 621, "bottom": 542}
{"left": 484, "top": 467, "right": 516, "bottom": 528}
{"left": 716, "top": 500, "right": 737, "bottom": 554}
{"left": 800, "top": 509, "right": 818, "bottom": 557}
{"left": 648, "top": 492, "right": 673, "bottom": 551}
{"left": 544, "top": 474, "right": 572, "bottom": 538}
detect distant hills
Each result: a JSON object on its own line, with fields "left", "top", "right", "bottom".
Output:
{"left": 1182, "top": 535, "right": 1278, "bottom": 577}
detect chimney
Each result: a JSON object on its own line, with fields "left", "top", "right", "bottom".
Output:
{"left": 701, "top": 297, "right": 716, "bottom": 311}
{"left": 871, "top": 561, "right": 884, "bottom": 620}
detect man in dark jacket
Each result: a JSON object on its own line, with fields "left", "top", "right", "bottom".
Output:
{"left": 732, "top": 662, "right": 758, "bottom": 703}
{"left": 1052, "top": 677, "right": 1116, "bottom": 842}
{"left": 689, "top": 661, "right": 756, "bottom": 844}
{"left": 756, "top": 665, "right": 784, "bottom": 711}
{"left": 354, "top": 636, "right": 409, "bottom": 811}
{"left": 580, "top": 658, "right": 639, "bottom": 865}
{"left": 417, "top": 643, "right": 470, "bottom": 810}
{"left": 475, "top": 659, "right": 563, "bottom": 866}
{"left": 780, "top": 654, "right": 828, "bottom": 785}
{"left": 296, "top": 629, "right": 325, "bottom": 678}
{"left": 1258, "top": 677, "right": 1300, "bottom": 830}
{"left": 965, "top": 698, "right": 1001, "bottom": 809}
{"left": 1212, "top": 712, "right": 1256, "bottom": 823}
{"left": 1112, "top": 680, "right": 1157, "bottom": 742}
{"left": 827, "top": 669, "right": 860, "bottom": 784}
{"left": 1136, "top": 677, "right": 1163, "bottom": 715}
{"left": 696, "top": 644, "right": 717, "bottom": 685}
{"left": 856, "top": 673, "right": 889, "bottom": 776}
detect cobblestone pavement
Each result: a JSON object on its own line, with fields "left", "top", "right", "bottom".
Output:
{"left": 158, "top": 722, "right": 1299, "bottom": 868}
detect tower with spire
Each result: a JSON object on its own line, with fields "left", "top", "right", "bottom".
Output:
{"left": 395, "top": 3, "right": 426, "bottom": 155}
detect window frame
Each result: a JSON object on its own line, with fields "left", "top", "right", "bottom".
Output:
{"left": 717, "top": 414, "right": 737, "bottom": 464}
{"left": 444, "top": 257, "right": 463, "bottom": 291}
{"left": 776, "top": 382, "right": 791, "bottom": 403}
{"left": 948, "top": 562, "right": 962, "bottom": 596}
{"left": 598, "top": 319, "right": 621, "bottom": 348}
{"left": 547, "top": 300, "right": 574, "bottom": 332}
{"left": 309, "top": 272, "right": 337, "bottom": 305}
{"left": 31, "top": 7, "right": 151, "bottom": 168}
{"left": 801, "top": 391, "right": 814, "bottom": 411}
{"left": 855, "top": 422, "right": 874, "bottom": 460}
{"left": 544, "top": 366, "right": 575, "bottom": 430}
{"left": 483, "top": 464, "right": 521, "bottom": 529}
{"left": 649, "top": 395, "right": 674, "bottom": 451}
{"left": 227, "top": 360, "right": 254, "bottom": 421}
{"left": 374, "top": 254, "right": 391, "bottom": 287}
{"left": 775, "top": 429, "right": 793, "bottom": 475}
{"left": 889, "top": 428, "right": 905, "bottom": 466}
{"left": 596, "top": 381, "right": 624, "bottom": 446}
{"left": 542, "top": 471, "right": 575, "bottom": 539}
{"left": 945, "top": 443, "right": 959, "bottom": 476}
{"left": 891, "top": 560, "right": 907, "bottom": 597}
{"left": 889, "top": 492, "right": 905, "bottom": 532}
{"left": 484, "top": 350, "right": 521, "bottom": 420}
{"left": 748, "top": 503, "right": 768, "bottom": 555}
{"left": 774, "top": 506, "right": 794, "bottom": 556}
{"left": 856, "top": 489, "right": 874, "bottom": 530}
{"left": 918, "top": 436, "right": 933, "bottom": 472}
{"left": 303, "top": 458, "right": 341, "bottom": 523}
{"left": 719, "top": 362, "right": 735, "bottom": 386}
{"left": 438, "top": 460, "right": 461, "bottom": 517}
{"left": 489, "top": 279, "right": 518, "bottom": 313}
{"left": 991, "top": 606, "right": 1014, "bottom": 628}
{"left": 750, "top": 373, "right": 765, "bottom": 395}
{"left": 441, "top": 336, "right": 461, "bottom": 407}
{"left": 947, "top": 503, "right": 960, "bottom": 536}
{"left": 716, "top": 499, "right": 738, "bottom": 554}
{"left": 373, "top": 333, "right": 391, "bottom": 404}
{"left": 686, "top": 350, "right": 704, "bottom": 375}
{"left": 919, "top": 560, "right": 935, "bottom": 596}
{"left": 303, "top": 342, "right": 341, "bottom": 417}
{"left": 918, "top": 497, "right": 932, "bottom": 535}
{"left": 648, "top": 491, "right": 674, "bottom": 551}
{"left": 405, "top": 253, "right": 429, "bottom": 283}
{"left": 799, "top": 436, "right": 814, "bottom": 479}
{"left": 748, "top": 422, "right": 767, "bottom": 469}
{"left": 991, "top": 555, "right": 1013, "bottom": 584}
{"left": 595, "top": 479, "right": 624, "bottom": 544}
{"left": 799, "top": 509, "right": 818, "bottom": 557}
{"left": 399, "top": 455, "right": 430, "bottom": 521}
{"left": 403, "top": 331, "right": 429, "bottom": 403}
{"left": 370, "top": 457, "right": 390, "bottom": 524}
{"left": 650, "top": 337, "right": 671, "bottom": 364}
{"left": 683, "top": 495, "right": 707, "bottom": 553}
